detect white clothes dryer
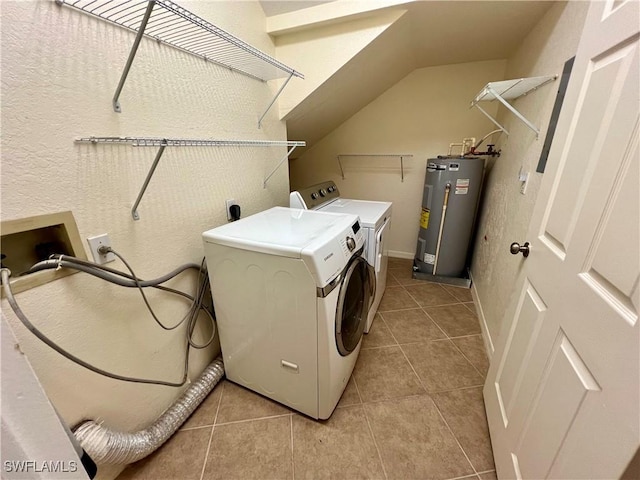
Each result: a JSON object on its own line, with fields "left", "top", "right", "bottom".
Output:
{"left": 202, "top": 207, "right": 371, "bottom": 420}
{"left": 290, "top": 181, "right": 392, "bottom": 333}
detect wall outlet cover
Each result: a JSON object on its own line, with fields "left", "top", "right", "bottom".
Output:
{"left": 86, "top": 234, "right": 115, "bottom": 264}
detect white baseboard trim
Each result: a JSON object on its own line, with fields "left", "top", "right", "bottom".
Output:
{"left": 388, "top": 250, "right": 414, "bottom": 260}
{"left": 469, "top": 269, "right": 495, "bottom": 360}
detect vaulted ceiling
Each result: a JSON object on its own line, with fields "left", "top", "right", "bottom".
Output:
{"left": 261, "top": 1, "right": 555, "bottom": 155}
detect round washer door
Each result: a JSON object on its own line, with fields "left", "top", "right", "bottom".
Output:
{"left": 335, "top": 256, "right": 371, "bottom": 356}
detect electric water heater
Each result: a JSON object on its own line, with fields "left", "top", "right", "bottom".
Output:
{"left": 414, "top": 156, "right": 484, "bottom": 280}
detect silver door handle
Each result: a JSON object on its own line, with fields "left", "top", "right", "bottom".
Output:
{"left": 510, "top": 242, "right": 530, "bottom": 257}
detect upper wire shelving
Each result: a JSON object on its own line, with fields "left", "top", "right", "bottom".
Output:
{"left": 57, "top": 0, "right": 304, "bottom": 124}
{"left": 470, "top": 75, "right": 557, "bottom": 137}
{"left": 76, "top": 136, "right": 305, "bottom": 219}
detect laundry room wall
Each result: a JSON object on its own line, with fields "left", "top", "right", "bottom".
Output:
{"left": 469, "top": 1, "right": 590, "bottom": 355}
{"left": 1, "top": 1, "right": 294, "bottom": 478}
{"left": 289, "top": 58, "right": 506, "bottom": 258}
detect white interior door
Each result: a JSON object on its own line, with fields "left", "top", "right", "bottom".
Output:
{"left": 483, "top": 1, "right": 639, "bottom": 478}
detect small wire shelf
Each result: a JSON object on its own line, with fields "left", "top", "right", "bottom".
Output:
{"left": 76, "top": 136, "right": 305, "bottom": 148}
{"left": 470, "top": 75, "right": 557, "bottom": 137}
{"left": 336, "top": 154, "right": 413, "bottom": 182}
{"left": 76, "top": 136, "right": 306, "bottom": 219}
{"left": 57, "top": 0, "right": 303, "bottom": 119}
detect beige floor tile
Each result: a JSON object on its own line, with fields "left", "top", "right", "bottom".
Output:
{"left": 425, "top": 304, "right": 482, "bottom": 337}
{"left": 362, "top": 314, "right": 397, "bottom": 349}
{"left": 365, "top": 396, "right": 474, "bottom": 479}
{"left": 216, "top": 381, "right": 291, "bottom": 424}
{"left": 452, "top": 335, "right": 490, "bottom": 377}
{"left": 386, "top": 271, "right": 400, "bottom": 286}
{"left": 181, "top": 380, "right": 224, "bottom": 429}
{"left": 404, "top": 283, "right": 459, "bottom": 307}
{"left": 432, "top": 387, "right": 495, "bottom": 473}
{"left": 478, "top": 471, "right": 498, "bottom": 480}
{"left": 381, "top": 308, "right": 446, "bottom": 344}
{"left": 118, "top": 427, "right": 211, "bottom": 480}
{"left": 353, "top": 346, "right": 425, "bottom": 402}
{"left": 203, "top": 416, "right": 292, "bottom": 480}
{"left": 378, "top": 286, "right": 419, "bottom": 312}
{"left": 292, "top": 405, "right": 384, "bottom": 479}
{"left": 337, "top": 376, "right": 361, "bottom": 408}
{"left": 402, "top": 340, "right": 483, "bottom": 392}
{"left": 388, "top": 266, "right": 425, "bottom": 286}
{"left": 442, "top": 284, "right": 474, "bottom": 303}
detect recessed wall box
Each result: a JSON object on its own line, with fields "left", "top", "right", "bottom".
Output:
{"left": 1, "top": 211, "right": 87, "bottom": 294}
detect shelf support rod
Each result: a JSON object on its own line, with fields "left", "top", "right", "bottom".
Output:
{"left": 113, "top": 0, "right": 156, "bottom": 113}
{"left": 337, "top": 156, "right": 345, "bottom": 180}
{"left": 473, "top": 103, "right": 509, "bottom": 136}
{"left": 487, "top": 86, "right": 540, "bottom": 137}
{"left": 131, "top": 141, "right": 167, "bottom": 220}
{"left": 258, "top": 72, "right": 294, "bottom": 129}
{"left": 400, "top": 156, "right": 404, "bottom": 182}
{"left": 263, "top": 144, "right": 298, "bottom": 188}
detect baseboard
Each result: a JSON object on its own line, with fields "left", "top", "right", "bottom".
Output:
{"left": 388, "top": 250, "right": 414, "bottom": 259}
{"left": 469, "top": 269, "right": 495, "bottom": 360}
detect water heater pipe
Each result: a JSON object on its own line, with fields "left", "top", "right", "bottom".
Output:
{"left": 73, "top": 357, "right": 225, "bottom": 464}
{"left": 433, "top": 183, "right": 451, "bottom": 275}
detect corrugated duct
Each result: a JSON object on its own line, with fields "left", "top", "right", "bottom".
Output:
{"left": 73, "top": 358, "right": 224, "bottom": 464}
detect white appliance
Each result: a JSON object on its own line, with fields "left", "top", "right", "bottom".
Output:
{"left": 202, "top": 207, "right": 371, "bottom": 420}
{"left": 290, "top": 181, "right": 392, "bottom": 333}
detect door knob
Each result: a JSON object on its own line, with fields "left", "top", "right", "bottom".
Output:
{"left": 510, "top": 242, "right": 530, "bottom": 257}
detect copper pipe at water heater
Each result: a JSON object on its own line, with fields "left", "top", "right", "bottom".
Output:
{"left": 433, "top": 183, "right": 451, "bottom": 275}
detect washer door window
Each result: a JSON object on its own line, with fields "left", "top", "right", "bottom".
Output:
{"left": 335, "top": 256, "right": 371, "bottom": 356}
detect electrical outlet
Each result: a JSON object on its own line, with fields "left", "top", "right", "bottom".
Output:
{"left": 87, "top": 234, "right": 115, "bottom": 265}
{"left": 225, "top": 199, "right": 236, "bottom": 221}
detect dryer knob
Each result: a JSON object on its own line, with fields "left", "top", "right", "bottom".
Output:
{"left": 346, "top": 236, "right": 356, "bottom": 251}
{"left": 311, "top": 192, "right": 318, "bottom": 200}
{"left": 319, "top": 189, "right": 328, "bottom": 197}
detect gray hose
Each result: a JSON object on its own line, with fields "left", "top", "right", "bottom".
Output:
{"left": 28, "top": 259, "right": 202, "bottom": 288}
{"left": 74, "top": 357, "right": 225, "bottom": 464}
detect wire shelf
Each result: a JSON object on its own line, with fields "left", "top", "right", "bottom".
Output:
{"left": 76, "top": 136, "right": 305, "bottom": 147}
{"left": 58, "top": 0, "right": 303, "bottom": 118}
{"left": 58, "top": 0, "right": 303, "bottom": 82}
{"left": 76, "top": 136, "right": 306, "bottom": 218}
{"left": 470, "top": 75, "right": 557, "bottom": 137}
{"left": 336, "top": 154, "right": 413, "bottom": 182}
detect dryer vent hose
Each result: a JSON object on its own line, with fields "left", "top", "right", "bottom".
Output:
{"left": 73, "top": 357, "right": 224, "bottom": 465}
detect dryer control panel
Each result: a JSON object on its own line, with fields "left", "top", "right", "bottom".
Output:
{"left": 290, "top": 181, "right": 340, "bottom": 210}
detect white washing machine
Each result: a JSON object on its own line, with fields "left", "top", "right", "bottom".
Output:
{"left": 290, "top": 181, "right": 392, "bottom": 333}
{"left": 202, "top": 207, "right": 371, "bottom": 420}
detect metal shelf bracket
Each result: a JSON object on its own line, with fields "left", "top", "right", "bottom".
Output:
{"left": 336, "top": 154, "right": 413, "bottom": 182}
{"left": 259, "top": 72, "right": 294, "bottom": 129}
{"left": 470, "top": 75, "right": 558, "bottom": 138}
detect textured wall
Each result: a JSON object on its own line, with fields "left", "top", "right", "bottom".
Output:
{"left": 289, "top": 59, "right": 506, "bottom": 257}
{"left": 470, "top": 1, "right": 589, "bottom": 353}
{"left": 1, "top": 1, "right": 292, "bottom": 477}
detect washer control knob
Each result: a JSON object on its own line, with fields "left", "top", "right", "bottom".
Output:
{"left": 319, "top": 189, "right": 328, "bottom": 197}
{"left": 311, "top": 192, "right": 318, "bottom": 200}
{"left": 346, "top": 236, "right": 356, "bottom": 251}
{"left": 327, "top": 186, "right": 334, "bottom": 193}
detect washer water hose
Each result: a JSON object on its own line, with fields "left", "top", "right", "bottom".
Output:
{"left": 73, "top": 357, "right": 224, "bottom": 464}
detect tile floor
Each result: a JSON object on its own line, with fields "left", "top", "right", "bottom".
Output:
{"left": 118, "top": 258, "right": 495, "bottom": 480}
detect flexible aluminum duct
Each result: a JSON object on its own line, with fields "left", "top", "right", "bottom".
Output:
{"left": 73, "top": 358, "right": 224, "bottom": 464}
